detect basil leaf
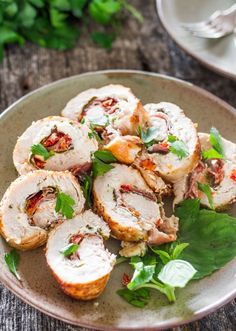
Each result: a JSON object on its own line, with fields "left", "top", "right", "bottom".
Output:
{"left": 176, "top": 199, "right": 236, "bottom": 279}
{"left": 4, "top": 249, "right": 21, "bottom": 280}
{"left": 60, "top": 243, "right": 79, "bottom": 256}
{"left": 55, "top": 192, "right": 75, "bottom": 219}
{"left": 31, "top": 144, "right": 55, "bottom": 160}
{"left": 158, "top": 260, "right": 196, "bottom": 288}
{"left": 149, "top": 248, "right": 171, "bottom": 264}
{"left": 168, "top": 135, "right": 189, "bottom": 160}
{"left": 197, "top": 182, "right": 214, "bottom": 209}
{"left": 117, "top": 287, "right": 150, "bottom": 308}
{"left": 127, "top": 261, "right": 156, "bottom": 290}
{"left": 171, "top": 243, "right": 189, "bottom": 260}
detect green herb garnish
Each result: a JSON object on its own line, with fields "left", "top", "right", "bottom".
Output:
{"left": 168, "top": 135, "right": 189, "bottom": 160}
{"left": 197, "top": 182, "right": 214, "bottom": 209}
{"left": 92, "top": 150, "right": 116, "bottom": 177}
{"left": 202, "top": 127, "right": 224, "bottom": 160}
{"left": 137, "top": 125, "right": 158, "bottom": 148}
{"left": 55, "top": 192, "right": 75, "bottom": 219}
{"left": 60, "top": 243, "right": 79, "bottom": 257}
{"left": 81, "top": 174, "right": 92, "bottom": 208}
{"left": 31, "top": 143, "right": 55, "bottom": 160}
{"left": 91, "top": 31, "right": 114, "bottom": 49}
{"left": 88, "top": 123, "right": 102, "bottom": 142}
{"left": 4, "top": 249, "right": 21, "bottom": 280}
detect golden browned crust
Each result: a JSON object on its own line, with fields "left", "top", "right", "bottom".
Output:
{"left": 93, "top": 189, "right": 146, "bottom": 242}
{"left": 50, "top": 267, "right": 111, "bottom": 300}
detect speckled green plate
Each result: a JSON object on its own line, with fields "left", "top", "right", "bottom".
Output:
{"left": 0, "top": 70, "right": 236, "bottom": 330}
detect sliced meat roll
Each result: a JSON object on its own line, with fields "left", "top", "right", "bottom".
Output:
{"left": 13, "top": 116, "right": 98, "bottom": 175}
{"left": 46, "top": 210, "right": 116, "bottom": 300}
{"left": 136, "top": 102, "right": 200, "bottom": 185}
{"left": 174, "top": 133, "right": 236, "bottom": 210}
{"left": 62, "top": 85, "right": 146, "bottom": 164}
{"left": 0, "top": 170, "right": 85, "bottom": 250}
{"left": 62, "top": 84, "right": 147, "bottom": 135}
{"left": 93, "top": 164, "right": 178, "bottom": 244}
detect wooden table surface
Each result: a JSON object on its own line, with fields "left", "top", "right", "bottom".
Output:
{"left": 0, "top": 1, "right": 236, "bottom": 330}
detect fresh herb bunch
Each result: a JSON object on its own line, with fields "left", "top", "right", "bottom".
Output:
{"left": 0, "top": 0, "right": 143, "bottom": 60}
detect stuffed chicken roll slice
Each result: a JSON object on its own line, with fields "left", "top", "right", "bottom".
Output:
{"left": 46, "top": 210, "right": 116, "bottom": 300}
{"left": 62, "top": 84, "right": 147, "bottom": 135}
{"left": 136, "top": 102, "right": 200, "bottom": 185}
{"left": 13, "top": 116, "right": 98, "bottom": 175}
{"left": 93, "top": 164, "right": 178, "bottom": 244}
{"left": 62, "top": 85, "right": 146, "bottom": 164}
{"left": 0, "top": 170, "right": 85, "bottom": 250}
{"left": 174, "top": 132, "right": 236, "bottom": 210}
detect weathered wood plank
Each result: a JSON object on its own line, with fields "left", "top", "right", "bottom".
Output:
{"left": 0, "top": 1, "right": 236, "bottom": 330}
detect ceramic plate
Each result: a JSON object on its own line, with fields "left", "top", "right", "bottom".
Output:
{"left": 156, "top": 0, "right": 236, "bottom": 80}
{"left": 0, "top": 70, "right": 236, "bottom": 330}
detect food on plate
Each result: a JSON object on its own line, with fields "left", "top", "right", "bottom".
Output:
{"left": 62, "top": 84, "right": 147, "bottom": 164}
{"left": 0, "top": 170, "right": 85, "bottom": 250}
{"left": 2, "top": 82, "right": 236, "bottom": 307}
{"left": 13, "top": 116, "right": 98, "bottom": 176}
{"left": 136, "top": 102, "right": 200, "bottom": 189}
{"left": 174, "top": 130, "right": 236, "bottom": 210}
{"left": 93, "top": 163, "right": 178, "bottom": 243}
{"left": 46, "top": 210, "right": 116, "bottom": 300}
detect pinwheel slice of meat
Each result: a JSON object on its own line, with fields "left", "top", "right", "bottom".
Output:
{"left": 13, "top": 116, "right": 98, "bottom": 175}
{"left": 61, "top": 84, "right": 147, "bottom": 135}
{"left": 46, "top": 210, "right": 116, "bottom": 300}
{"left": 0, "top": 170, "right": 85, "bottom": 250}
{"left": 136, "top": 102, "right": 200, "bottom": 185}
{"left": 93, "top": 164, "right": 178, "bottom": 244}
{"left": 61, "top": 85, "right": 147, "bottom": 164}
{"left": 174, "top": 133, "right": 236, "bottom": 210}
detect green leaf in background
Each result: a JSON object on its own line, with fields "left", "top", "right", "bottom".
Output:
{"left": 176, "top": 199, "right": 236, "bottom": 279}
{"left": 28, "top": 0, "right": 45, "bottom": 8}
{"left": 117, "top": 287, "right": 150, "bottom": 308}
{"left": 0, "top": 26, "right": 24, "bottom": 60}
{"left": 60, "top": 243, "right": 79, "bottom": 256}
{"left": 89, "top": 0, "right": 122, "bottom": 25}
{"left": 197, "top": 182, "right": 214, "bottom": 209}
{"left": 120, "top": 0, "right": 144, "bottom": 23}
{"left": 55, "top": 191, "right": 75, "bottom": 219}
{"left": 91, "top": 31, "right": 114, "bottom": 49}
{"left": 18, "top": 2, "right": 37, "bottom": 28}
{"left": 4, "top": 249, "right": 21, "bottom": 280}
{"left": 50, "top": 8, "right": 68, "bottom": 28}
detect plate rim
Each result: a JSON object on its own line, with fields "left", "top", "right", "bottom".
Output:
{"left": 156, "top": 0, "right": 236, "bottom": 81}
{"left": 0, "top": 69, "right": 236, "bottom": 330}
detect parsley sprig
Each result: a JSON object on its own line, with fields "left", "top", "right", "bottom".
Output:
{"left": 55, "top": 191, "right": 75, "bottom": 219}
{"left": 202, "top": 127, "right": 224, "bottom": 160}
{"left": 0, "top": 0, "right": 143, "bottom": 60}
{"left": 92, "top": 150, "right": 117, "bottom": 177}
{"left": 31, "top": 143, "right": 55, "bottom": 160}
{"left": 168, "top": 135, "right": 189, "bottom": 160}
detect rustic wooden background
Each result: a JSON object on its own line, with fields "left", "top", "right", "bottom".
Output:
{"left": 0, "top": 1, "right": 236, "bottom": 330}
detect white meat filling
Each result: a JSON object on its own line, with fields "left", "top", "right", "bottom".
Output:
{"left": 94, "top": 164, "right": 161, "bottom": 232}
{"left": 140, "top": 102, "right": 199, "bottom": 182}
{"left": 46, "top": 211, "right": 115, "bottom": 284}
{"left": 174, "top": 133, "right": 236, "bottom": 209}
{"left": 0, "top": 171, "right": 85, "bottom": 244}
{"left": 13, "top": 116, "right": 98, "bottom": 174}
